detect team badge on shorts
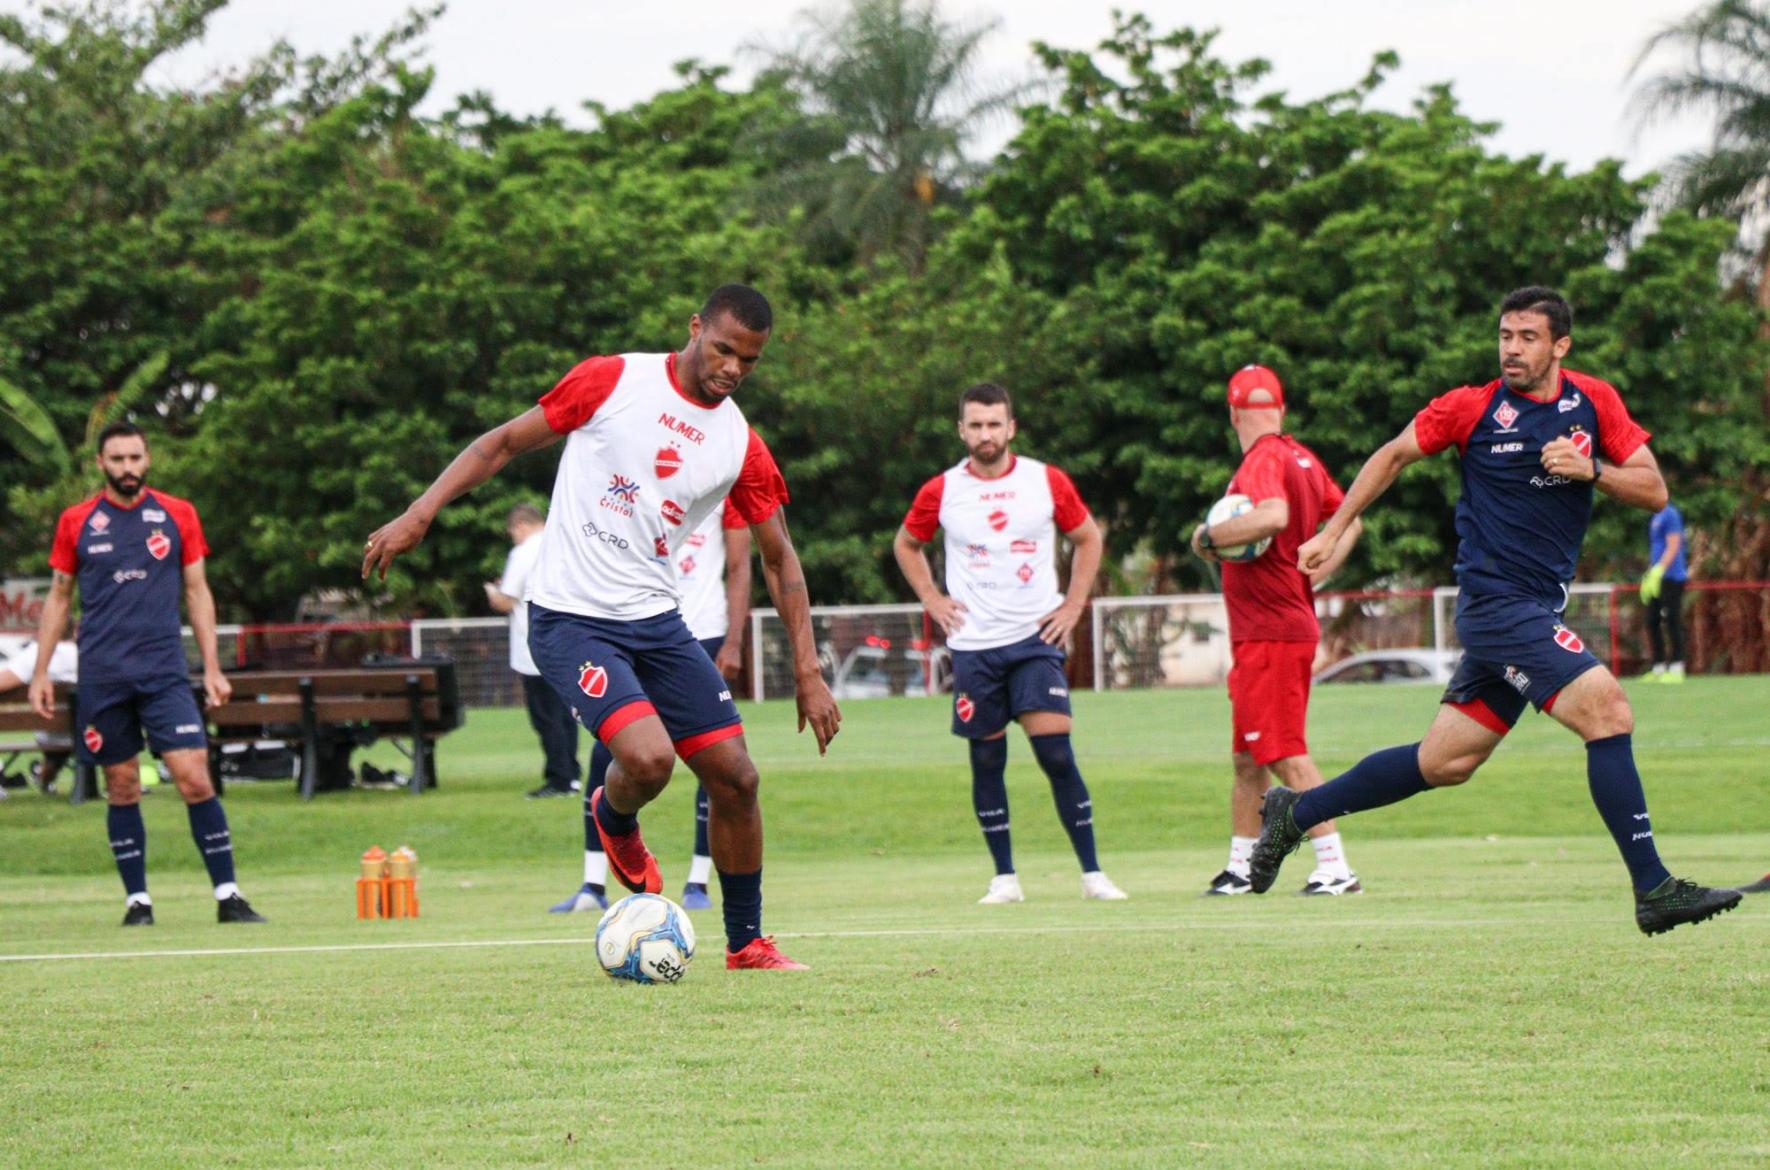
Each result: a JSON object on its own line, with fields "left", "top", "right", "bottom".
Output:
{"left": 145, "top": 528, "right": 171, "bottom": 560}
{"left": 83, "top": 725, "right": 103, "bottom": 753}
{"left": 1568, "top": 429, "right": 1593, "bottom": 458}
{"left": 1552, "top": 624, "right": 1585, "bottom": 654}
{"left": 578, "top": 661, "right": 609, "bottom": 698}
{"left": 955, "top": 694, "right": 975, "bottom": 723}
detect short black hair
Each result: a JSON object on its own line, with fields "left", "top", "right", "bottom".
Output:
{"left": 699, "top": 284, "right": 773, "bottom": 333}
{"left": 959, "top": 382, "right": 1013, "bottom": 417}
{"left": 95, "top": 421, "right": 146, "bottom": 453}
{"left": 1499, "top": 286, "right": 1572, "bottom": 340}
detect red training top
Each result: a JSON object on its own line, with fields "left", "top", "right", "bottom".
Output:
{"left": 1220, "top": 433, "right": 1344, "bottom": 643}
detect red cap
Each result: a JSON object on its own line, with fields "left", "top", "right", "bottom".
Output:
{"left": 1227, "top": 365, "right": 1284, "bottom": 410}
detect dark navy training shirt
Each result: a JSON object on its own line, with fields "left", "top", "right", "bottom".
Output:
{"left": 1413, "top": 369, "right": 1650, "bottom": 604}
{"left": 49, "top": 489, "right": 208, "bottom": 684}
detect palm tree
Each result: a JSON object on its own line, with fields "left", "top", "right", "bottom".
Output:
{"left": 752, "top": 0, "right": 1026, "bottom": 268}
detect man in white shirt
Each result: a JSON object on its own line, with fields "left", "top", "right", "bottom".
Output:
{"left": 485, "top": 503, "right": 580, "bottom": 798}
{"left": 0, "top": 639, "right": 78, "bottom": 793}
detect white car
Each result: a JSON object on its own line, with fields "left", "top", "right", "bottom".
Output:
{"left": 1313, "top": 648, "right": 1461, "bottom": 685}
{"left": 831, "top": 641, "right": 952, "bottom": 699}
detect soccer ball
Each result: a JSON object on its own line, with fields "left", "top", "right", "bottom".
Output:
{"left": 1205, "top": 493, "right": 1272, "bottom": 562}
{"left": 595, "top": 893, "right": 696, "bottom": 984}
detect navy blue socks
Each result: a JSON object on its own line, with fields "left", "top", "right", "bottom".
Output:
{"left": 1293, "top": 743, "right": 1430, "bottom": 832}
{"left": 107, "top": 803, "right": 147, "bottom": 898}
{"left": 968, "top": 737, "right": 1014, "bottom": 874}
{"left": 1585, "top": 734, "right": 1672, "bottom": 893}
{"left": 593, "top": 782, "right": 639, "bottom": 836}
{"left": 718, "top": 867, "right": 762, "bottom": 951}
{"left": 1028, "top": 733, "right": 1100, "bottom": 873}
{"left": 185, "top": 797, "right": 236, "bottom": 889}
{"left": 693, "top": 783, "right": 710, "bottom": 857}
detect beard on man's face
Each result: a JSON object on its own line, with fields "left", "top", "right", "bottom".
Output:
{"left": 105, "top": 470, "right": 145, "bottom": 498}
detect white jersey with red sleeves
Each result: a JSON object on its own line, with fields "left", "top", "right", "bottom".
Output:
{"left": 902, "top": 454, "right": 1091, "bottom": 651}
{"left": 676, "top": 500, "right": 746, "bottom": 641}
{"left": 526, "top": 352, "right": 788, "bottom": 622}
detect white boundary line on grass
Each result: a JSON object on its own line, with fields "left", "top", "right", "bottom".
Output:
{"left": 3, "top": 913, "right": 1757, "bottom": 965}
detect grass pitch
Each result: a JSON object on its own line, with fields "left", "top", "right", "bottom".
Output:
{"left": 2, "top": 677, "right": 1766, "bottom": 1168}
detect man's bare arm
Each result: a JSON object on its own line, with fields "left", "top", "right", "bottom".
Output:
{"left": 1040, "top": 516, "right": 1103, "bottom": 645}
{"left": 715, "top": 524, "right": 754, "bottom": 681}
{"left": 894, "top": 525, "right": 965, "bottom": 636}
{"left": 1541, "top": 439, "right": 1667, "bottom": 512}
{"left": 1192, "top": 498, "right": 1287, "bottom": 559}
{"left": 1307, "top": 517, "right": 1363, "bottom": 587}
{"left": 1298, "top": 424, "right": 1429, "bottom": 574}
{"left": 27, "top": 570, "right": 74, "bottom": 718}
{"left": 183, "top": 558, "right": 232, "bottom": 708}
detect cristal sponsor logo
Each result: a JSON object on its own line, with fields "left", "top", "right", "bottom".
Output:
{"left": 142, "top": 508, "right": 166, "bottom": 522}
{"left": 175, "top": 724, "right": 201, "bottom": 735}
{"left": 964, "top": 542, "right": 989, "bottom": 563}
{"left": 660, "top": 499, "right": 686, "bottom": 526}
{"left": 83, "top": 725, "right": 103, "bottom": 753}
{"left": 1493, "top": 400, "right": 1519, "bottom": 429}
{"left": 1016, "top": 562, "right": 1035, "bottom": 584}
{"left": 1568, "top": 429, "right": 1593, "bottom": 459}
{"left": 655, "top": 444, "right": 685, "bottom": 478}
{"left": 1490, "top": 442, "right": 1523, "bottom": 454}
{"left": 1558, "top": 391, "right": 1583, "bottom": 414}
{"left": 601, "top": 474, "right": 640, "bottom": 516}
{"left": 86, "top": 542, "right": 113, "bottom": 554}
{"left": 955, "top": 694, "right": 975, "bottom": 723}
{"left": 987, "top": 509, "right": 1009, "bottom": 533}
{"left": 89, "top": 512, "right": 110, "bottom": 532}
{"left": 1504, "top": 664, "right": 1531, "bottom": 693}
{"left": 577, "top": 661, "right": 608, "bottom": 698}
{"left": 658, "top": 413, "right": 706, "bottom": 445}
{"left": 112, "top": 568, "right": 149, "bottom": 584}
{"left": 579, "top": 521, "right": 631, "bottom": 550}
{"left": 145, "top": 529, "right": 171, "bottom": 561}
{"left": 1011, "top": 539, "right": 1037, "bottom": 554}
{"left": 1552, "top": 624, "right": 1585, "bottom": 654}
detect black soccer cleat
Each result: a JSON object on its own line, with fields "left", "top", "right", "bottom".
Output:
{"left": 217, "top": 894, "right": 267, "bottom": 924}
{"left": 1635, "top": 877, "right": 1742, "bottom": 936}
{"left": 121, "top": 902, "right": 154, "bottom": 927}
{"left": 1247, "top": 786, "right": 1306, "bottom": 894}
{"left": 1203, "top": 869, "right": 1252, "bottom": 897}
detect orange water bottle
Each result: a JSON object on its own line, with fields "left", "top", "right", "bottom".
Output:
{"left": 356, "top": 846, "right": 387, "bottom": 919}
{"left": 388, "top": 845, "right": 419, "bottom": 918}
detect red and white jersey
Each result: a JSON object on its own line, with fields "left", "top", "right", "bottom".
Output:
{"left": 903, "top": 454, "right": 1091, "bottom": 651}
{"left": 676, "top": 500, "right": 747, "bottom": 641}
{"left": 526, "top": 353, "right": 788, "bottom": 622}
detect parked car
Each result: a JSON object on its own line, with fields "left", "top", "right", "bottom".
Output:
{"left": 831, "top": 637, "right": 952, "bottom": 699}
{"left": 1313, "top": 648, "right": 1460, "bottom": 685}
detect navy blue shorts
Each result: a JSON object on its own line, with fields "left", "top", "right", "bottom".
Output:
{"left": 949, "top": 634, "right": 1071, "bottom": 738}
{"left": 75, "top": 676, "right": 208, "bottom": 766}
{"left": 1441, "top": 590, "right": 1603, "bottom": 733}
{"left": 528, "top": 604, "right": 741, "bottom": 758}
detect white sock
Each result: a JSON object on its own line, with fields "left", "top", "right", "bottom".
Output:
{"left": 1310, "top": 831, "right": 1351, "bottom": 877}
{"left": 212, "top": 882, "right": 241, "bottom": 901}
{"left": 127, "top": 892, "right": 153, "bottom": 907}
{"left": 584, "top": 850, "right": 608, "bottom": 887}
{"left": 1228, "top": 836, "right": 1257, "bottom": 878}
{"left": 687, "top": 854, "right": 712, "bottom": 885}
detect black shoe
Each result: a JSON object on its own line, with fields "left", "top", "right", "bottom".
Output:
{"left": 121, "top": 902, "right": 154, "bottom": 926}
{"left": 526, "top": 785, "right": 574, "bottom": 799}
{"left": 217, "top": 894, "right": 267, "bottom": 924}
{"left": 1247, "top": 787, "right": 1305, "bottom": 894}
{"left": 1635, "top": 877, "right": 1742, "bottom": 935}
{"left": 1203, "top": 869, "right": 1252, "bottom": 896}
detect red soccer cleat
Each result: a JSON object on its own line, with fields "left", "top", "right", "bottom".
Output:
{"left": 725, "top": 936, "right": 809, "bottom": 971}
{"left": 589, "top": 786, "right": 662, "bottom": 895}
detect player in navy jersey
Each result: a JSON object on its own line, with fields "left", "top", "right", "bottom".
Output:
{"left": 1249, "top": 288, "right": 1741, "bottom": 934}
{"left": 28, "top": 423, "right": 265, "bottom": 926}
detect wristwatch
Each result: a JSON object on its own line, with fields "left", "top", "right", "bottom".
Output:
{"left": 1589, "top": 454, "right": 1601, "bottom": 483}
{"left": 1197, "top": 525, "right": 1215, "bottom": 551}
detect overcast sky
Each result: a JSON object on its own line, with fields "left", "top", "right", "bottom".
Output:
{"left": 132, "top": 0, "right": 1717, "bottom": 176}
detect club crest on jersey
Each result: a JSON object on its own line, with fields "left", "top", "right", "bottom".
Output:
{"left": 145, "top": 529, "right": 171, "bottom": 561}
{"left": 1016, "top": 562, "right": 1035, "bottom": 584}
{"left": 660, "top": 499, "right": 686, "bottom": 527}
{"left": 83, "top": 725, "right": 103, "bottom": 753}
{"left": 577, "top": 661, "right": 608, "bottom": 698}
{"left": 88, "top": 511, "right": 109, "bottom": 533}
{"left": 1558, "top": 391, "right": 1583, "bottom": 414}
{"left": 987, "top": 509, "right": 1009, "bottom": 533}
{"left": 1493, "top": 400, "right": 1519, "bottom": 430}
{"left": 1011, "top": 539, "right": 1037, "bottom": 554}
{"left": 1553, "top": 625, "right": 1585, "bottom": 654}
{"left": 1567, "top": 429, "right": 1593, "bottom": 459}
{"left": 955, "top": 694, "right": 975, "bottom": 723}
{"left": 655, "top": 445, "right": 684, "bottom": 479}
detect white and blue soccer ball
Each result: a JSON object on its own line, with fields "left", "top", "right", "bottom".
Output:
{"left": 595, "top": 893, "right": 696, "bottom": 984}
{"left": 1205, "top": 493, "right": 1272, "bottom": 563}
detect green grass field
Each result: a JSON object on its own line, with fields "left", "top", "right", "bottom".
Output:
{"left": 2, "top": 678, "right": 1766, "bottom": 1168}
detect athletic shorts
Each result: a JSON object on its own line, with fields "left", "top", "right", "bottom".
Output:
{"left": 1441, "top": 590, "right": 1603, "bottom": 733}
{"left": 74, "top": 676, "right": 208, "bottom": 766}
{"left": 949, "top": 634, "right": 1070, "bottom": 738}
{"left": 528, "top": 603, "right": 741, "bottom": 759}
{"left": 1227, "top": 640, "right": 1315, "bottom": 766}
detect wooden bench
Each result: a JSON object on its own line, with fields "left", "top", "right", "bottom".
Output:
{"left": 0, "top": 660, "right": 463, "bottom": 803}
{"left": 0, "top": 683, "right": 90, "bottom": 798}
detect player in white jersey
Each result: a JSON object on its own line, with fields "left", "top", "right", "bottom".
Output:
{"left": 551, "top": 499, "right": 751, "bottom": 914}
{"left": 894, "top": 383, "right": 1128, "bottom": 904}
{"left": 365, "top": 284, "right": 840, "bottom": 971}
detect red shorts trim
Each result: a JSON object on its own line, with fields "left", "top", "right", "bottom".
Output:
{"left": 1228, "top": 640, "right": 1316, "bottom": 766}
{"left": 595, "top": 700, "right": 657, "bottom": 743}
{"left": 674, "top": 722, "right": 743, "bottom": 760}
{"left": 1448, "top": 697, "right": 1513, "bottom": 736}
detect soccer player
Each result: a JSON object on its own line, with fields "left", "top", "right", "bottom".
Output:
{"left": 365, "top": 284, "right": 839, "bottom": 969}
{"left": 486, "top": 503, "right": 582, "bottom": 799}
{"left": 551, "top": 498, "right": 751, "bottom": 913}
{"left": 1253, "top": 287, "right": 1742, "bottom": 934}
{"left": 1641, "top": 500, "right": 1688, "bottom": 682}
{"left": 894, "top": 382, "right": 1128, "bottom": 904}
{"left": 29, "top": 423, "right": 266, "bottom": 926}
{"left": 1190, "top": 365, "right": 1363, "bottom": 896}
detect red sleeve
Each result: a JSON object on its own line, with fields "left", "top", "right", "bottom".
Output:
{"left": 1565, "top": 371, "right": 1651, "bottom": 464}
{"left": 718, "top": 499, "right": 748, "bottom": 530}
{"left": 47, "top": 500, "right": 95, "bottom": 574}
{"left": 902, "top": 475, "right": 945, "bottom": 542}
{"left": 158, "top": 494, "right": 209, "bottom": 564}
{"left": 728, "top": 430, "right": 790, "bottom": 525}
{"left": 1046, "top": 465, "right": 1091, "bottom": 532}
{"left": 1412, "top": 384, "right": 1494, "bottom": 455}
{"left": 539, "top": 355, "right": 624, "bottom": 435}
{"left": 1232, "top": 444, "right": 1287, "bottom": 505}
